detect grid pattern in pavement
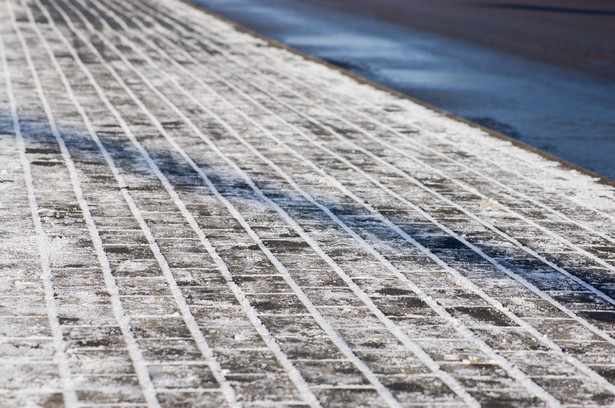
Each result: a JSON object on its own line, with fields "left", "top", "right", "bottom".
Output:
{"left": 1, "top": 0, "right": 615, "bottom": 406}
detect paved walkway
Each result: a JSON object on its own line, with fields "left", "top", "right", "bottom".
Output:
{"left": 1, "top": 0, "right": 615, "bottom": 406}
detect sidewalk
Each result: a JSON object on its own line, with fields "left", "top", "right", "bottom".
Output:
{"left": 1, "top": 0, "right": 615, "bottom": 406}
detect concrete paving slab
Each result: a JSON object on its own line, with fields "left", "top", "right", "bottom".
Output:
{"left": 1, "top": 0, "right": 615, "bottom": 406}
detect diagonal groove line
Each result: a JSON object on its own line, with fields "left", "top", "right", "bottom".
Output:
{"left": 146, "top": 0, "right": 615, "bottom": 233}
{"left": 48, "top": 0, "right": 475, "bottom": 405}
{"left": 0, "top": 15, "right": 79, "bottom": 408}
{"left": 124, "top": 0, "right": 615, "bottom": 347}
{"left": 8, "top": 1, "right": 161, "bottom": 407}
{"left": 86, "top": 0, "right": 575, "bottom": 404}
{"left": 102, "top": 0, "right": 615, "bottom": 395}
{"left": 137, "top": 0, "right": 615, "bottom": 288}
{"left": 33, "top": 0, "right": 321, "bottom": 406}
{"left": 19, "top": 2, "right": 240, "bottom": 407}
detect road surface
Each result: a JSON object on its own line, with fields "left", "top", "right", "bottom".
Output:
{"left": 307, "top": 0, "right": 615, "bottom": 79}
{"left": 2, "top": 0, "right": 615, "bottom": 406}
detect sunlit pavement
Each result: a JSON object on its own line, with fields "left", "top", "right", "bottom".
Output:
{"left": 2, "top": 0, "right": 615, "bottom": 406}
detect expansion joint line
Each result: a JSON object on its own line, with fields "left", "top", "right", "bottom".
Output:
{"left": 0, "top": 12, "right": 79, "bottom": 408}
{"left": 12, "top": 0, "right": 161, "bottom": 406}
{"left": 19, "top": 1, "right": 241, "bottom": 407}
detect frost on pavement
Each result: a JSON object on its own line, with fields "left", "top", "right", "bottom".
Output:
{"left": 1, "top": 0, "right": 615, "bottom": 407}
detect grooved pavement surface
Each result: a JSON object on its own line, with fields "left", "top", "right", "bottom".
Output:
{"left": 1, "top": 0, "right": 615, "bottom": 407}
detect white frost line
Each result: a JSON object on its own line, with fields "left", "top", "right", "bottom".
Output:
{"left": 36, "top": 0, "right": 320, "bottom": 406}
{"left": 0, "top": 11, "right": 78, "bottom": 408}
{"left": 89, "top": 2, "right": 566, "bottom": 405}
{"left": 20, "top": 3, "right": 240, "bottom": 408}
{"left": 145, "top": 0, "right": 615, "bottom": 232}
{"left": 11, "top": 1, "right": 160, "bottom": 407}
{"left": 102, "top": 0, "right": 615, "bottom": 395}
{"left": 51, "top": 1, "right": 404, "bottom": 406}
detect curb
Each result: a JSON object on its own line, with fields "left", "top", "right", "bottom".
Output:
{"left": 180, "top": 0, "right": 615, "bottom": 187}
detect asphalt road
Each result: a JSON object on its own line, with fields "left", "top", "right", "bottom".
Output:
{"left": 316, "top": 0, "right": 615, "bottom": 79}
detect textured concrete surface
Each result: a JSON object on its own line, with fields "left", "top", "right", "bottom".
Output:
{"left": 1, "top": 0, "right": 615, "bottom": 407}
